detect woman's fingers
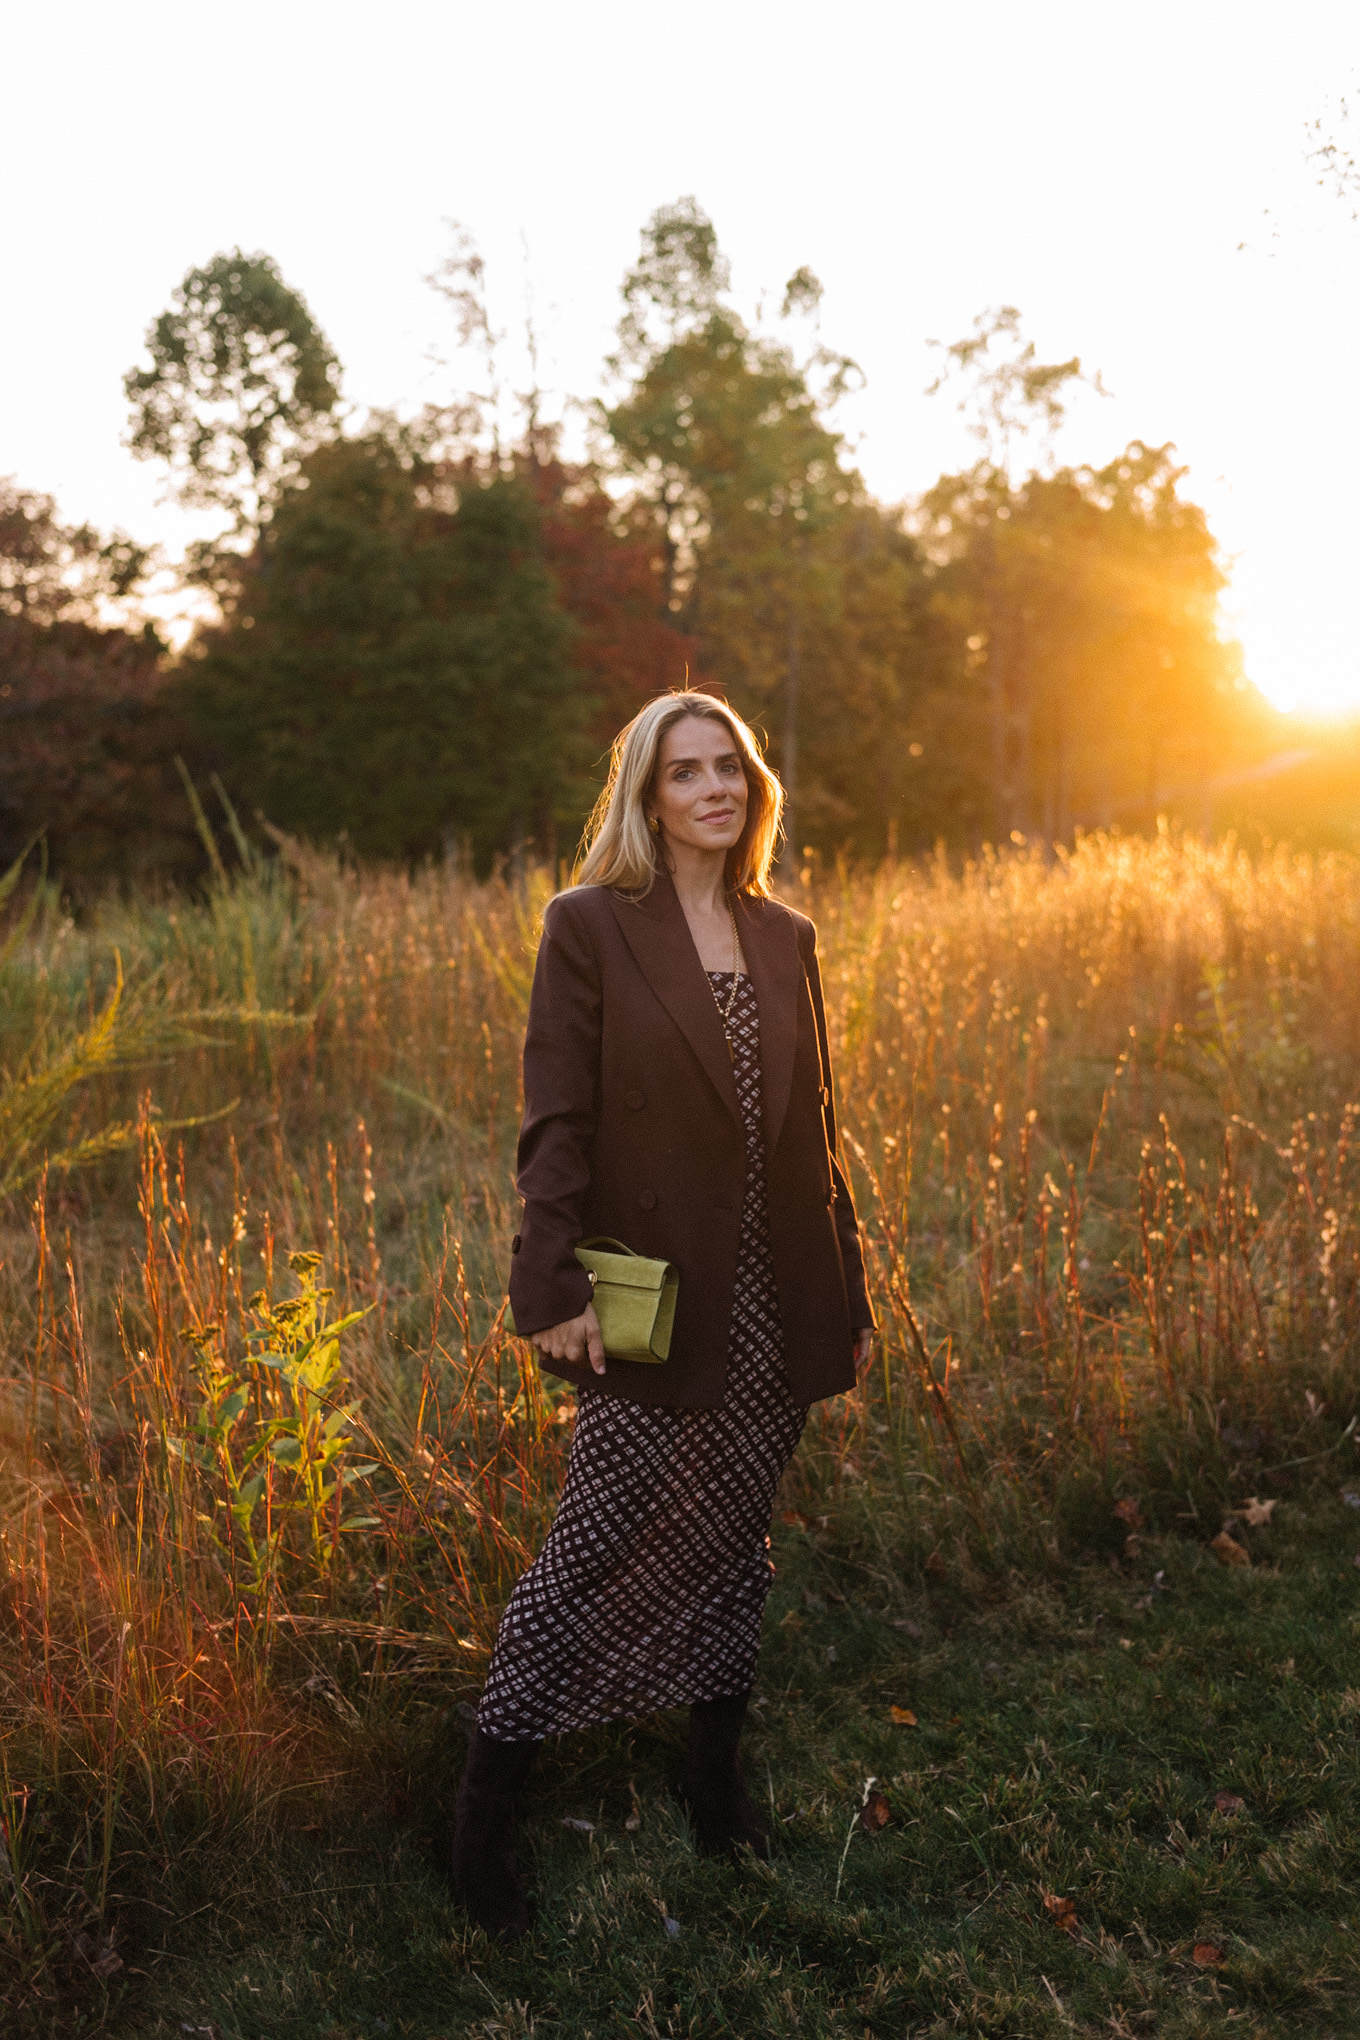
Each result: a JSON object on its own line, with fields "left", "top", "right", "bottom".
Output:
{"left": 530, "top": 1307, "right": 603, "bottom": 1369}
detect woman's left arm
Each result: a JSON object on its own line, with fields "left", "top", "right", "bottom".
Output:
{"left": 801, "top": 924, "right": 875, "bottom": 1339}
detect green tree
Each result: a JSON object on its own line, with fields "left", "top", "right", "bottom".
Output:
{"left": 923, "top": 306, "right": 1103, "bottom": 835}
{"left": 0, "top": 478, "right": 151, "bottom": 625}
{"left": 921, "top": 442, "right": 1244, "bottom": 839}
{"left": 190, "top": 432, "right": 586, "bottom": 863}
{"left": 124, "top": 250, "right": 341, "bottom": 554}
{"left": 606, "top": 199, "right": 919, "bottom": 854}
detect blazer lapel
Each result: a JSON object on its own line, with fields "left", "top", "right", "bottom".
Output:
{"left": 607, "top": 872, "right": 742, "bottom": 1125}
{"left": 735, "top": 893, "right": 802, "bottom": 1155}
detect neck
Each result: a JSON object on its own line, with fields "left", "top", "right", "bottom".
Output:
{"left": 663, "top": 838, "right": 730, "bottom": 918}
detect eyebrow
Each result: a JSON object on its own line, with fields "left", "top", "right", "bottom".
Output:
{"left": 665, "top": 749, "right": 742, "bottom": 770}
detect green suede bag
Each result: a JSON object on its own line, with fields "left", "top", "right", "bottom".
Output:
{"left": 507, "top": 1237, "right": 678, "bottom": 1363}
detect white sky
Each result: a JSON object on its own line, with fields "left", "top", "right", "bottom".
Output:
{"left": 5, "top": 0, "right": 1358, "bottom": 713}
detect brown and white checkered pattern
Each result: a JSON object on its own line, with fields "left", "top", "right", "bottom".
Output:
{"left": 478, "top": 973, "right": 807, "bottom": 1740}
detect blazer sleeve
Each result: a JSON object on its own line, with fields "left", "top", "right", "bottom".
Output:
{"left": 507, "top": 894, "right": 600, "bottom": 1336}
{"left": 800, "top": 921, "right": 875, "bottom": 1331}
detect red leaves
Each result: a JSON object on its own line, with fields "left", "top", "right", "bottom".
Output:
{"left": 859, "top": 1788, "right": 891, "bottom": 1833}
{"left": 1213, "top": 1791, "right": 1244, "bottom": 1815}
{"left": 1042, "top": 1891, "right": 1079, "bottom": 1935}
{"left": 1192, "top": 1941, "right": 1225, "bottom": 1967}
{"left": 1113, "top": 1497, "right": 1144, "bottom": 1530}
{"left": 889, "top": 1705, "right": 919, "bottom": 1726}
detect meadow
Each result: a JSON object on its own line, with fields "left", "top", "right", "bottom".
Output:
{"left": 2, "top": 822, "right": 1359, "bottom": 2039}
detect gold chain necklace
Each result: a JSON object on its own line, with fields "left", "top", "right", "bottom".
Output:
{"left": 709, "top": 899, "right": 742, "bottom": 1031}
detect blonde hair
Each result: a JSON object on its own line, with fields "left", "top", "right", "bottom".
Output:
{"left": 574, "top": 691, "right": 784, "bottom": 898}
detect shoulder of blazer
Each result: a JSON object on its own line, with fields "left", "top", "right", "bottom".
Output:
{"left": 541, "top": 884, "right": 616, "bottom": 942}
{"left": 743, "top": 891, "right": 818, "bottom": 963}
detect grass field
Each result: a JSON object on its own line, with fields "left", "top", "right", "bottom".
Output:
{"left": 2, "top": 824, "right": 1359, "bottom": 2037}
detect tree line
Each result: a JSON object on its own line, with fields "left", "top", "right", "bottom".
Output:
{"left": 0, "top": 202, "right": 1256, "bottom": 881}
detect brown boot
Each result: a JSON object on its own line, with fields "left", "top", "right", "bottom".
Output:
{"left": 446, "top": 1728, "right": 540, "bottom": 1937}
{"left": 681, "top": 1690, "right": 770, "bottom": 1860}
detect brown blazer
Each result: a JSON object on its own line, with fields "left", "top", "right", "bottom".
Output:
{"left": 507, "top": 869, "right": 872, "bottom": 1408}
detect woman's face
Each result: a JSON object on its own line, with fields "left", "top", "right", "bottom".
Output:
{"left": 649, "top": 715, "right": 750, "bottom": 857}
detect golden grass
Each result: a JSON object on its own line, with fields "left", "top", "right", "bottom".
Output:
{"left": 2, "top": 826, "right": 1359, "bottom": 2009}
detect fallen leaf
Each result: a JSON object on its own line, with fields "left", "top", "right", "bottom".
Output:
{"left": 1113, "top": 1497, "right": 1144, "bottom": 1529}
{"left": 624, "top": 1812, "right": 641, "bottom": 1831}
{"left": 1042, "top": 1891, "right": 1079, "bottom": 1935}
{"left": 780, "top": 1609, "right": 804, "bottom": 1630}
{"left": 1213, "top": 1791, "right": 1244, "bottom": 1815}
{"left": 1353, "top": 1553, "right": 1360, "bottom": 1571}
{"left": 1342, "top": 1489, "right": 1360, "bottom": 1510}
{"left": 892, "top": 1617, "right": 923, "bottom": 1638}
{"left": 780, "top": 1509, "right": 812, "bottom": 1529}
{"left": 1241, "top": 1496, "right": 1278, "bottom": 1527}
{"left": 1118, "top": 1638, "right": 1133, "bottom": 1650}
{"left": 860, "top": 1788, "right": 891, "bottom": 1832}
{"left": 1211, "top": 1530, "right": 1250, "bottom": 1568}
{"left": 561, "top": 1817, "right": 595, "bottom": 1834}
{"left": 1192, "top": 1941, "right": 1225, "bottom": 1967}
{"left": 90, "top": 1945, "right": 123, "bottom": 1980}
{"left": 924, "top": 1550, "right": 947, "bottom": 1578}
{"left": 661, "top": 1909, "right": 681, "bottom": 1940}
{"left": 889, "top": 1705, "right": 918, "bottom": 1726}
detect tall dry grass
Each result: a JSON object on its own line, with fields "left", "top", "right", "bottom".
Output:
{"left": 2, "top": 825, "right": 1359, "bottom": 2015}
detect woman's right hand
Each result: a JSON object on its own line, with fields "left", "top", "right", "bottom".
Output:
{"left": 531, "top": 1300, "right": 606, "bottom": 1375}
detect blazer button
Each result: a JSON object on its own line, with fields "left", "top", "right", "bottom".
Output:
{"left": 624, "top": 1088, "right": 646, "bottom": 1110}
{"left": 639, "top": 1189, "right": 657, "bottom": 1210}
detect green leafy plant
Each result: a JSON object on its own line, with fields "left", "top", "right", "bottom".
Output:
{"left": 177, "top": 1252, "right": 377, "bottom": 1601}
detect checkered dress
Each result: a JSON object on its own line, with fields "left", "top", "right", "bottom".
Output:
{"left": 477, "top": 972, "right": 808, "bottom": 1742}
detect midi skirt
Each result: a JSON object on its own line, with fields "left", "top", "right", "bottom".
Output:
{"left": 477, "top": 971, "right": 809, "bottom": 1742}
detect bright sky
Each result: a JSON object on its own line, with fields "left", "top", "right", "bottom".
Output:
{"left": 6, "top": 0, "right": 1359, "bottom": 714}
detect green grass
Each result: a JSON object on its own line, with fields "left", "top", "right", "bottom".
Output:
{"left": 60, "top": 1489, "right": 1359, "bottom": 2040}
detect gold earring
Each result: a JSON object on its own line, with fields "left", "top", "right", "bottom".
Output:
{"left": 647, "top": 814, "right": 660, "bottom": 833}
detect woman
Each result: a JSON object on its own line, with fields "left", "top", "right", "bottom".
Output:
{"left": 447, "top": 690, "right": 873, "bottom": 1937}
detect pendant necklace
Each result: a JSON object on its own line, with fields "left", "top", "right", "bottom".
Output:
{"left": 710, "top": 899, "right": 742, "bottom": 1035}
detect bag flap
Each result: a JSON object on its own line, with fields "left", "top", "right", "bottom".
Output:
{"left": 575, "top": 1245, "right": 671, "bottom": 1294}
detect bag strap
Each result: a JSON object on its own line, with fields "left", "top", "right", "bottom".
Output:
{"left": 577, "top": 1236, "right": 639, "bottom": 1257}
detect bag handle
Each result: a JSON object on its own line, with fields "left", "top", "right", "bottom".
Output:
{"left": 577, "top": 1236, "right": 640, "bottom": 1257}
